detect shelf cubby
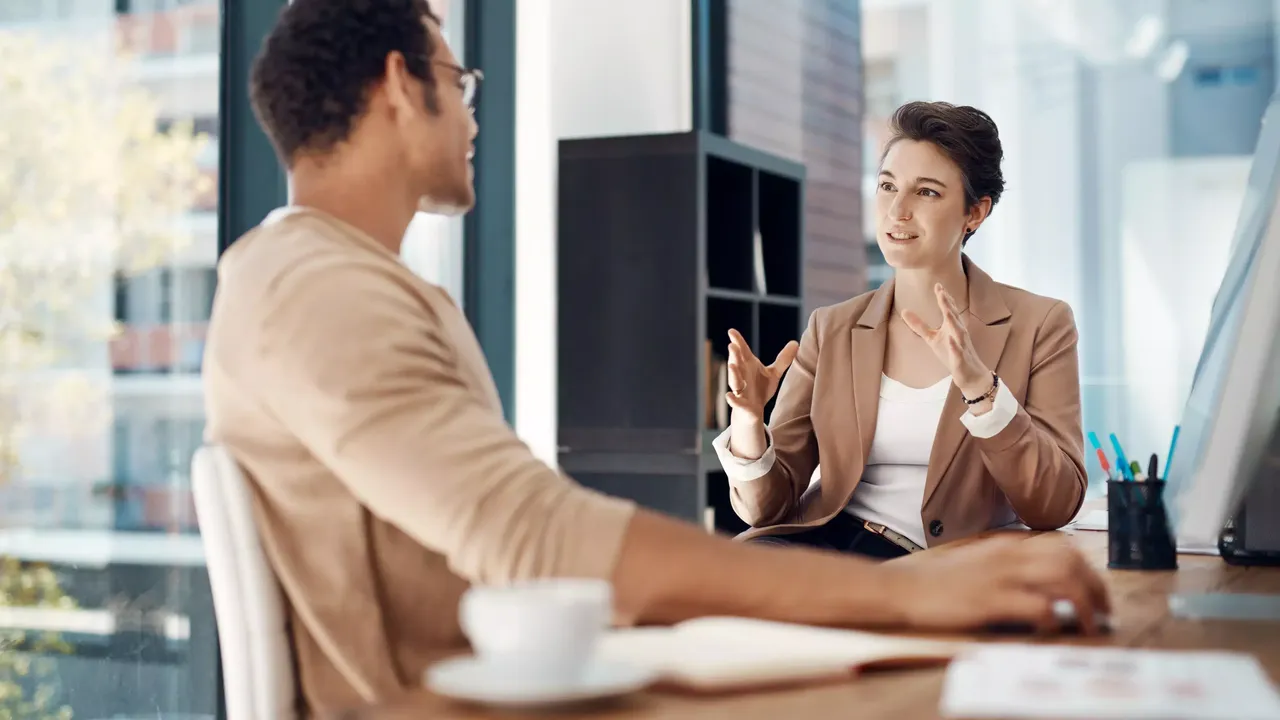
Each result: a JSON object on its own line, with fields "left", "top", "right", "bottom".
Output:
{"left": 757, "top": 170, "right": 803, "bottom": 299}
{"left": 558, "top": 131, "right": 806, "bottom": 526}
{"left": 706, "top": 156, "right": 755, "bottom": 292}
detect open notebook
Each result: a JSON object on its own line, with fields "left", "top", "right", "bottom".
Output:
{"left": 596, "top": 617, "right": 964, "bottom": 692}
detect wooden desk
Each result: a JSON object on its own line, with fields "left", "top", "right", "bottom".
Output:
{"left": 340, "top": 531, "right": 1280, "bottom": 719}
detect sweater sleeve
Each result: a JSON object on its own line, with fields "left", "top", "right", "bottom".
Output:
{"left": 255, "top": 261, "right": 637, "bottom": 585}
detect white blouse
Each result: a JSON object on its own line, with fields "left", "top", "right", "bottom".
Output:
{"left": 713, "top": 374, "right": 1020, "bottom": 547}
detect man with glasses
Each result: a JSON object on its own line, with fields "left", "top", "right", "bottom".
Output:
{"left": 203, "top": 0, "right": 1110, "bottom": 713}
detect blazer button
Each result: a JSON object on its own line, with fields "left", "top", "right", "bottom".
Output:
{"left": 929, "top": 520, "right": 944, "bottom": 537}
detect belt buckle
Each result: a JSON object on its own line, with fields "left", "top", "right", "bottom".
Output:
{"left": 862, "top": 520, "right": 923, "bottom": 554}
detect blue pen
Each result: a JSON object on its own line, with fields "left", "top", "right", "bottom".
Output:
{"left": 1164, "top": 425, "right": 1181, "bottom": 481}
{"left": 1109, "top": 433, "right": 1133, "bottom": 481}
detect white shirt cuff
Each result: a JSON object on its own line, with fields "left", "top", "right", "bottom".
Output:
{"left": 711, "top": 427, "right": 777, "bottom": 482}
{"left": 959, "top": 381, "right": 1020, "bottom": 439}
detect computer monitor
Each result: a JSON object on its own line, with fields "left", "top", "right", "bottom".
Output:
{"left": 1168, "top": 92, "right": 1280, "bottom": 561}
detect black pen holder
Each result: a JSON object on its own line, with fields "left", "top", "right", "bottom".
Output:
{"left": 1107, "top": 480, "right": 1177, "bottom": 570}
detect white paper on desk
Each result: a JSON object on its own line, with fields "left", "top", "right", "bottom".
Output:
{"left": 939, "top": 644, "right": 1280, "bottom": 720}
{"left": 598, "top": 617, "right": 963, "bottom": 692}
{"left": 1069, "top": 508, "right": 1109, "bottom": 531}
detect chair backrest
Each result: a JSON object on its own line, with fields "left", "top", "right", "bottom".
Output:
{"left": 192, "top": 445, "right": 298, "bottom": 720}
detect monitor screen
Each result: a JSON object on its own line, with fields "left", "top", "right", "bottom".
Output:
{"left": 1169, "top": 92, "right": 1280, "bottom": 548}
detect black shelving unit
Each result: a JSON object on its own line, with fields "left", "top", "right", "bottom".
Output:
{"left": 557, "top": 131, "right": 806, "bottom": 535}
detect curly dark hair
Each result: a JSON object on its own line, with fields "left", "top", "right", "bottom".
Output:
{"left": 249, "top": 0, "right": 441, "bottom": 167}
{"left": 884, "top": 101, "right": 1005, "bottom": 243}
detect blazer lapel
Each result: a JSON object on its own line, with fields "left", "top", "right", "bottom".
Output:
{"left": 852, "top": 280, "right": 893, "bottom": 467}
{"left": 923, "top": 258, "right": 1012, "bottom": 507}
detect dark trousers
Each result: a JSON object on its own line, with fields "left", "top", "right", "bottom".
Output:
{"left": 747, "top": 512, "right": 910, "bottom": 560}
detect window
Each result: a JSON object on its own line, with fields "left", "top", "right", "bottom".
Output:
{"left": 0, "top": 0, "right": 43, "bottom": 22}
{"left": 862, "top": 0, "right": 1277, "bottom": 492}
{"left": 111, "top": 268, "right": 214, "bottom": 374}
{"left": 0, "top": 0, "right": 221, "bottom": 714}
{"left": 400, "top": 1, "right": 468, "bottom": 304}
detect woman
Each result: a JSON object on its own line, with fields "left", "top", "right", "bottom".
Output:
{"left": 712, "top": 100, "right": 1086, "bottom": 559}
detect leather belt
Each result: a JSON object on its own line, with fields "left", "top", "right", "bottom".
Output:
{"left": 861, "top": 520, "right": 924, "bottom": 554}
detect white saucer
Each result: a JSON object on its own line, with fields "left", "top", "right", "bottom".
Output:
{"left": 425, "top": 657, "right": 658, "bottom": 710}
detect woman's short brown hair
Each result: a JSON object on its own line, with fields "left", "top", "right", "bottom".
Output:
{"left": 883, "top": 101, "right": 1005, "bottom": 243}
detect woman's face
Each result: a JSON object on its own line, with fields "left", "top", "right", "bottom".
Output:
{"left": 874, "top": 139, "right": 989, "bottom": 271}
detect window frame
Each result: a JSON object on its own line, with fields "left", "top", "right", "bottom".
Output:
{"left": 215, "top": 4, "right": 288, "bottom": 716}
{"left": 462, "top": 0, "right": 516, "bottom": 422}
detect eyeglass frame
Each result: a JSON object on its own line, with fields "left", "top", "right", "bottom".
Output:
{"left": 433, "top": 61, "right": 483, "bottom": 109}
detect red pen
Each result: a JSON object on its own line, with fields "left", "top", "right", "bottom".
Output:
{"left": 1087, "top": 431, "right": 1114, "bottom": 480}
{"left": 1095, "top": 448, "right": 1113, "bottom": 478}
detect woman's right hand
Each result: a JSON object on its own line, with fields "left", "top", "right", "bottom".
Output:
{"left": 725, "top": 328, "right": 799, "bottom": 424}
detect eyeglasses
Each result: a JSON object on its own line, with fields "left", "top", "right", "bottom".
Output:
{"left": 434, "top": 61, "right": 483, "bottom": 109}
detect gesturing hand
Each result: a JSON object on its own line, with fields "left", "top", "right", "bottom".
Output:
{"left": 724, "top": 329, "right": 799, "bottom": 424}
{"left": 901, "top": 283, "right": 992, "bottom": 400}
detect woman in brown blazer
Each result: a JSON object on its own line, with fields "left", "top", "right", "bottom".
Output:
{"left": 712, "top": 101, "right": 1087, "bottom": 559}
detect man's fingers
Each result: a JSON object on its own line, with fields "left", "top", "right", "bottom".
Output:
{"left": 767, "top": 341, "right": 800, "bottom": 375}
{"left": 1013, "top": 545, "right": 1109, "bottom": 635}
{"left": 1053, "top": 582, "right": 1099, "bottom": 636}
{"left": 1068, "top": 548, "right": 1112, "bottom": 616}
{"left": 1087, "top": 565, "right": 1112, "bottom": 615}
{"left": 1042, "top": 541, "right": 1112, "bottom": 615}
{"left": 989, "top": 590, "right": 1057, "bottom": 634}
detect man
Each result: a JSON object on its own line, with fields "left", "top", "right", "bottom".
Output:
{"left": 203, "top": 0, "right": 1110, "bottom": 713}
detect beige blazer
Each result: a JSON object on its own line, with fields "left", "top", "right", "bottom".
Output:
{"left": 203, "top": 208, "right": 635, "bottom": 714}
{"left": 733, "top": 258, "right": 1087, "bottom": 545}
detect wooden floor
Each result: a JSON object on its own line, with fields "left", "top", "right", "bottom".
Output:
{"left": 340, "top": 531, "right": 1280, "bottom": 720}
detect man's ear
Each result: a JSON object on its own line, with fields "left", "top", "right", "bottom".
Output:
{"left": 381, "top": 51, "right": 435, "bottom": 117}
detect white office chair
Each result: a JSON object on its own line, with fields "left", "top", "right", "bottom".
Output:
{"left": 192, "top": 445, "right": 298, "bottom": 720}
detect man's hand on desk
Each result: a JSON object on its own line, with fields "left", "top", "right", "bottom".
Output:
{"left": 612, "top": 511, "right": 1111, "bottom": 638}
{"left": 882, "top": 536, "right": 1112, "bottom": 635}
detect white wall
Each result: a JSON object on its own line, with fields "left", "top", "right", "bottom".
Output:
{"left": 552, "top": 0, "right": 693, "bottom": 140}
{"left": 514, "top": 0, "right": 692, "bottom": 463}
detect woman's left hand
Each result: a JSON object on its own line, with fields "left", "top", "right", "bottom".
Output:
{"left": 902, "top": 283, "right": 994, "bottom": 401}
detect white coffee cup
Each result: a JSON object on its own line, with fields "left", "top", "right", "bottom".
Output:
{"left": 459, "top": 578, "right": 613, "bottom": 688}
